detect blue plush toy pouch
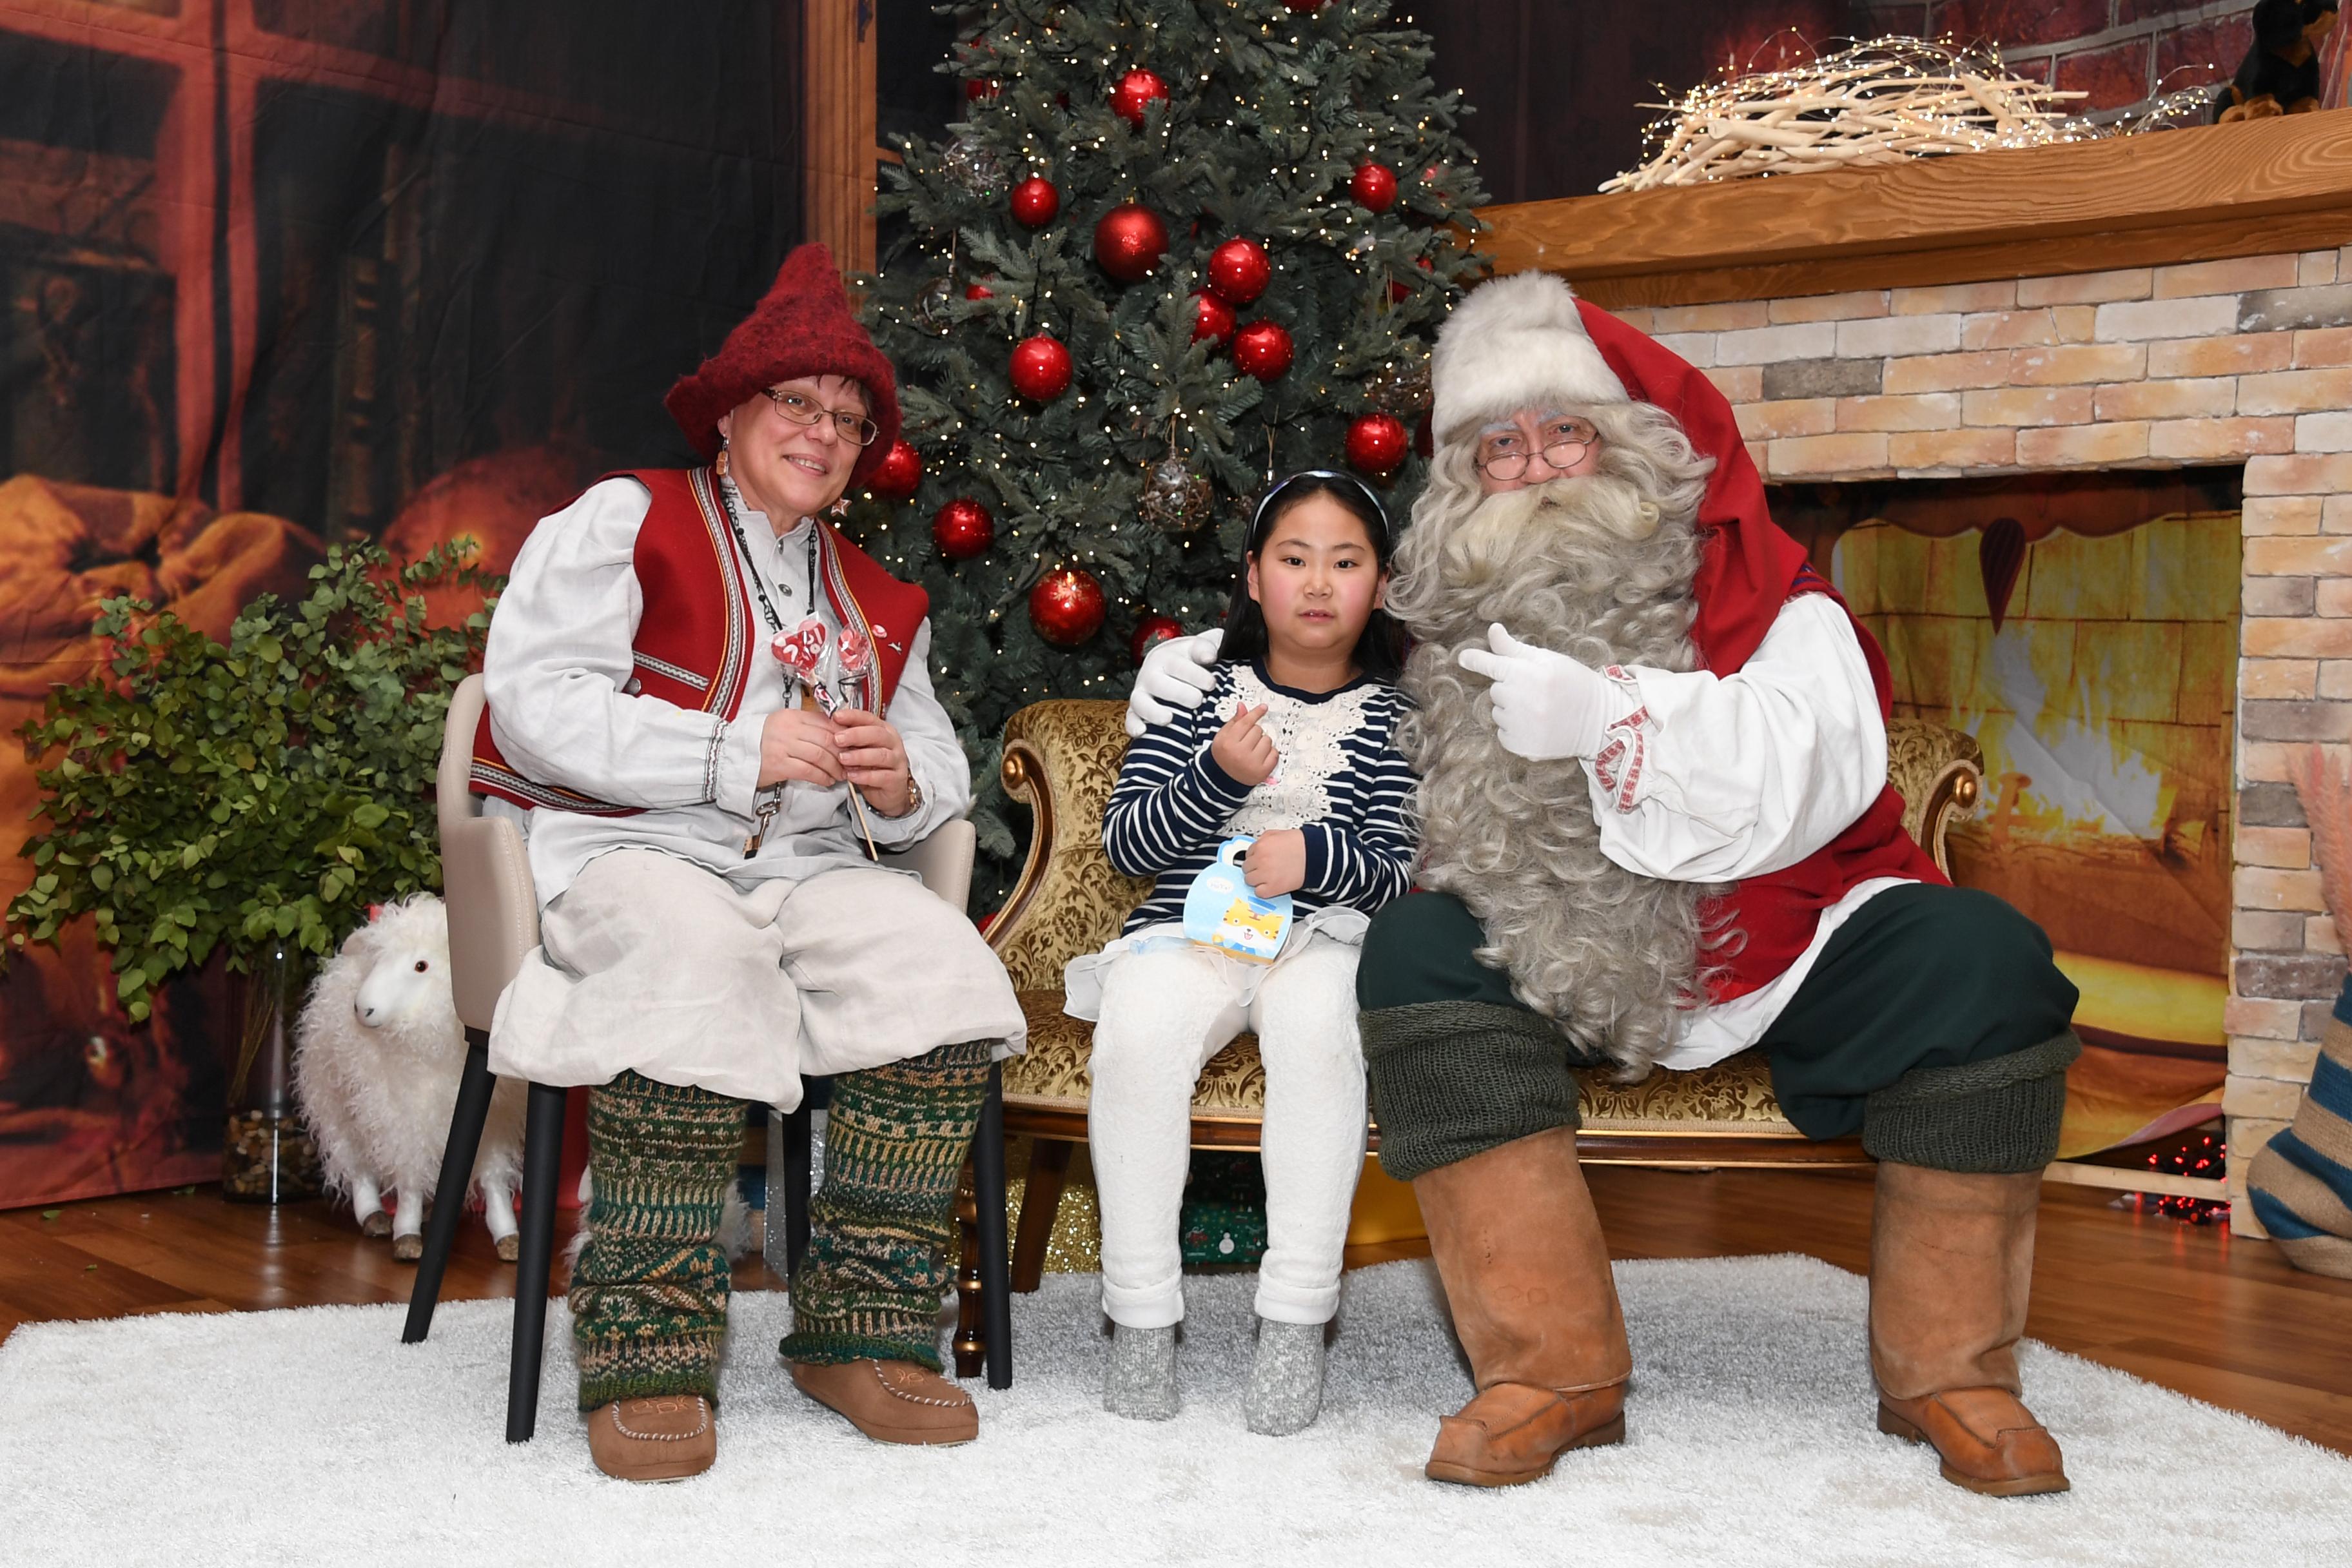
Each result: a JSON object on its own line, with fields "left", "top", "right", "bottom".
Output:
{"left": 1182, "top": 836, "right": 1294, "bottom": 964}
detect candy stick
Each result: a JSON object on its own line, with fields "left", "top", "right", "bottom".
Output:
{"left": 770, "top": 623, "right": 879, "bottom": 859}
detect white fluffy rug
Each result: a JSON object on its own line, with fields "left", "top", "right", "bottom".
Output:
{"left": 2, "top": 1255, "right": 2346, "bottom": 1567}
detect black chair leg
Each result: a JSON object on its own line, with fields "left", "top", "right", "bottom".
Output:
{"left": 974, "top": 1059, "right": 1013, "bottom": 1390}
{"left": 781, "top": 1093, "right": 812, "bottom": 1279}
{"left": 402, "top": 1029, "right": 497, "bottom": 1345}
{"left": 506, "top": 1080, "right": 567, "bottom": 1444}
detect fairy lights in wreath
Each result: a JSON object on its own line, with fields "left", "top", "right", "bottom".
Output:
{"left": 1604, "top": 34, "right": 2215, "bottom": 194}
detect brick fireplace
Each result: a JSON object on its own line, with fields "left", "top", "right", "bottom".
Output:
{"left": 1481, "top": 112, "right": 2352, "bottom": 1233}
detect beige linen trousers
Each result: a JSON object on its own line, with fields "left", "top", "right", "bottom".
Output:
{"left": 489, "top": 848, "right": 1026, "bottom": 1108}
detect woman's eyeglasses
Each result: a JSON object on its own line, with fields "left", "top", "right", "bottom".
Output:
{"left": 1476, "top": 416, "right": 1599, "bottom": 481}
{"left": 761, "top": 387, "right": 879, "bottom": 447}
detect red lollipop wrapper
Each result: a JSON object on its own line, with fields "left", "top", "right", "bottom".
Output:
{"left": 837, "top": 627, "right": 874, "bottom": 711}
{"left": 773, "top": 617, "right": 840, "bottom": 712}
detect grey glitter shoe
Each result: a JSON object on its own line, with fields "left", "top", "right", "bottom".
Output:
{"left": 1104, "top": 1322, "right": 1179, "bottom": 1420}
{"left": 1243, "top": 1316, "right": 1327, "bottom": 1436}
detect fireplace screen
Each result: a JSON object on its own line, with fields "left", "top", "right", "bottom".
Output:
{"left": 1778, "top": 470, "right": 2240, "bottom": 1157}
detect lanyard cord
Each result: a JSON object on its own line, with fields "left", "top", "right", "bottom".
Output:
{"left": 717, "top": 478, "right": 818, "bottom": 638}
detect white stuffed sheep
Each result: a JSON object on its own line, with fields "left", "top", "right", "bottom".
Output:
{"left": 293, "top": 893, "right": 525, "bottom": 1261}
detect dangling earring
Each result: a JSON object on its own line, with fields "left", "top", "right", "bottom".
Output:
{"left": 714, "top": 440, "right": 730, "bottom": 480}
{"left": 829, "top": 496, "right": 852, "bottom": 518}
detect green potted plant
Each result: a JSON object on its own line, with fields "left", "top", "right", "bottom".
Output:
{"left": 7, "top": 542, "right": 497, "bottom": 1201}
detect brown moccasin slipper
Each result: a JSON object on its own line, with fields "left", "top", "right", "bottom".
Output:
{"left": 584, "top": 1394, "right": 716, "bottom": 1482}
{"left": 790, "top": 1358, "right": 978, "bottom": 1446}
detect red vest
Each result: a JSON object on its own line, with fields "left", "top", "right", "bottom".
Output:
{"left": 1573, "top": 300, "right": 1945, "bottom": 1005}
{"left": 471, "top": 466, "right": 930, "bottom": 815}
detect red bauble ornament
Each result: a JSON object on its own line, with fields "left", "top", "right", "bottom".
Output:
{"left": 933, "top": 498, "right": 995, "bottom": 561}
{"left": 1010, "top": 176, "right": 1061, "bottom": 228}
{"left": 1130, "top": 613, "right": 1185, "bottom": 666}
{"left": 1350, "top": 161, "right": 1398, "bottom": 213}
{"left": 870, "top": 438, "right": 923, "bottom": 499}
{"left": 1030, "top": 567, "right": 1107, "bottom": 647}
{"left": 1344, "top": 413, "right": 1409, "bottom": 478}
{"left": 1190, "top": 290, "right": 1237, "bottom": 347}
{"left": 1207, "top": 237, "right": 1272, "bottom": 305}
{"left": 1231, "top": 319, "right": 1293, "bottom": 381}
{"left": 1010, "top": 333, "right": 1074, "bottom": 401}
{"left": 1110, "top": 68, "right": 1170, "bottom": 126}
{"left": 965, "top": 282, "right": 995, "bottom": 300}
{"left": 1284, "top": 0, "right": 1328, "bottom": 11}
{"left": 965, "top": 77, "right": 1001, "bottom": 101}
{"left": 1092, "top": 203, "right": 1169, "bottom": 282}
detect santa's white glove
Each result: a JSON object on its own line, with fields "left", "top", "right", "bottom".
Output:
{"left": 1455, "top": 623, "right": 1624, "bottom": 761}
{"left": 1125, "top": 629, "right": 1225, "bottom": 738}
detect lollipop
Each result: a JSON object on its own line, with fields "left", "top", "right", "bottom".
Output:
{"left": 837, "top": 626, "right": 874, "bottom": 712}
{"left": 773, "top": 617, "right": 838, "bottom": 712}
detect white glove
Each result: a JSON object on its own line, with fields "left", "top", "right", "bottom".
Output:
{"left": 1455, "top": 623, "right": 1623, "bottom": 761}
{"left": 1126, "top": 629, "right": 1225, "bottom": 738}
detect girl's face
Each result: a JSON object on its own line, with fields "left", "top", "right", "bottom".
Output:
{"left": 1245, "top": 493, "right": 1387, "bottom": 666}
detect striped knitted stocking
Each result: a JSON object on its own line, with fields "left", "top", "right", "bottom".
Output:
{"left": 569, "top": 1070, "right": 745, "bottom": 1409}
{"left": 2248, "top": 981, "right": 2352, "bottom": 1278}
{"left": 781, "top": 1039, "right": 992, "bottom": 1369}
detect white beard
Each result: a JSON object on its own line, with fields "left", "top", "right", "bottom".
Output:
{"left": 1390, "top": 473, "right": 1715, "bottom": 1074}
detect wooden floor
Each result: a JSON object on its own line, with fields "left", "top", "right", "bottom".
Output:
{"left": 6, "top": 1165, "right": 2349, "bottom": 1455}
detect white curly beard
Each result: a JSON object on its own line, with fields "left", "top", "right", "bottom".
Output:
{"left": 1389, "top": 470, "right": 1714, "bottom": 1075}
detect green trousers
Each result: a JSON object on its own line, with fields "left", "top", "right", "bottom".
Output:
{"left": 1357, "top": 884, "right": 2081, "bottom": 1182}
{"left": 568, "top": 1039, "right": 991, "bottom": 1411}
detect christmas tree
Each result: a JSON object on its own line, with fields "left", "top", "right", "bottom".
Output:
{"left": 849, "top": 0, "right": 1486, "bottom": 892}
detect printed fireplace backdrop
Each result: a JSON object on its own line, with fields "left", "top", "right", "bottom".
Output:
{"left": 0, "top": 0, "right": 800, "bottom": 1209}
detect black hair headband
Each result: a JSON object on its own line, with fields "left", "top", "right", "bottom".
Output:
{"left": 1249, "top": 468, "right": 1393, "bottom": 546}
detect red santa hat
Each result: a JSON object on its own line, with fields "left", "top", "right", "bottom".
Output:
{"left": 663, "top": 243, "right": 903, "bottom": 486}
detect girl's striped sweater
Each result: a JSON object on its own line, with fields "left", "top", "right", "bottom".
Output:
{"left": 1102, "top": 660, "right": 1416, "bottom": 936}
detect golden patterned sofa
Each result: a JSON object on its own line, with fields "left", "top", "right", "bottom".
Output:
{"left": 983, "top": 698, "right": 1983, "bottom": 1288}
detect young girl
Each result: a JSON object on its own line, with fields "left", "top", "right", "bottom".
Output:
{"left": 1065, "top": 471, "right": 1415, "bottom": 1435}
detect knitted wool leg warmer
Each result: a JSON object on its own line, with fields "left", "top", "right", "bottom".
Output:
{"left": 1861, "top": 1031, "right": 2081, "bottom": 1175}
{"left": 570, "top": 1070, "right": 745, "bottom": 1411}
{"left": 1361, "top": 1001, "right": 1581, "bottom": 1183}
{"left": 780, "top": 1039, "right": 992, "bottom": 1369}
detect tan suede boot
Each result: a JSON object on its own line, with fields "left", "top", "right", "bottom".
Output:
{"left": 1869, "top": 1161, "right": 2068, "bottom": 1497}
{"left": 1413, "top": 1126, "right": 1631, "bottom": 1487}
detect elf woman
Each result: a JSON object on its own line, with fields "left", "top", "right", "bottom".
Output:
{"left": 1065, "top": 471, "right": 1416, "bottom": 1435}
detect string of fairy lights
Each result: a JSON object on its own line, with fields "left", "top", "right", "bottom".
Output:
{"left": 1604, "top": 34, "right": 2217, "bottom": 193}
{"left": 856, "top": 1, "right": 1470, "bottom": 721}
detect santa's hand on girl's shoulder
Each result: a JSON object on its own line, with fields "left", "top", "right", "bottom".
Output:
{"left": 1126, "top": 629, "right": 1225, "bottom": 737}
{"left": 1455, "top": 623, "right": 1619, "bottom": 762}
{"left": 1210, "top": 702, "right": 1277, "bottom": 786}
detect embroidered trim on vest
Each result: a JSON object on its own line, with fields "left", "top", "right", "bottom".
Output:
{"left": 683, "top": 466, "right": 755, "bottom": 721}
{"left": 634, "top": 652, "right": 711, "bottom": 692}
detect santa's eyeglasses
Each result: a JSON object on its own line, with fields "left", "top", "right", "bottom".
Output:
{"left": 760, "top": 387, "right": 880, "bottom": 446}
{"left": 1476, "top": 415, "right": 1600, "bottom": 481}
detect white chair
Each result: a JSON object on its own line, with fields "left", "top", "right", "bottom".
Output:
{"left": 401, "top": 674, "right": 1013, "bottom": 1441}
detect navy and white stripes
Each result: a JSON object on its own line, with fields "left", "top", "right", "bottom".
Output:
{"left": 1104, "top": 661, "right": 1416, "bottom": 936}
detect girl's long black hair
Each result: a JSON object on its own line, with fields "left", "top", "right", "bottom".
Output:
{"left": 1217, "top": 470, "right": 1408, "bottom": 683}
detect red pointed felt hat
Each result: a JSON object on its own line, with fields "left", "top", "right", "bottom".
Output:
{"left": 663, "top": 243, "right": 903, "bottom": 486}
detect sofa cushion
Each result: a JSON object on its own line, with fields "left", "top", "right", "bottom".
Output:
{"left": 1003, "top": 989, "right": 1806, "bottom": 1137}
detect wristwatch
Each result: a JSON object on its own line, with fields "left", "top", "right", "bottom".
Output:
{"left": 881, "top": 771, "right": 925, "bottom": 819}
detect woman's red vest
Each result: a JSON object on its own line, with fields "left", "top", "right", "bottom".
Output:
{"left": 1576, "top": 303, "right": 1945, "bottom": 1003}
{"left": 471, "top": 466, "right": 930, "bottom": 816}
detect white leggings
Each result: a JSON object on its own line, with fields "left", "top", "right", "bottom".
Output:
{"left": 1088, "top": 936, "right": 1367, "bottom": 1329}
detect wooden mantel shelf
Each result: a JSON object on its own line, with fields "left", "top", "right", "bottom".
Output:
{"left": 1478, "top": 110, "right": 2352, "bottom": 308}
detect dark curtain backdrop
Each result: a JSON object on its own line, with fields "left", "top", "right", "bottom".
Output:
{"left": 0, "top": 0, "right": 801, "bottom": 1208}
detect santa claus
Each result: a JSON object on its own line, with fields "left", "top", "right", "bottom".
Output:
{"left": 1128, "top": 273, "right": 2081, "bottom": 1497}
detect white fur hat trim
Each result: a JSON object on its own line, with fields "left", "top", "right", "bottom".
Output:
{"left": 1430, "top": 271, "right": 1629, "bottom": 446}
